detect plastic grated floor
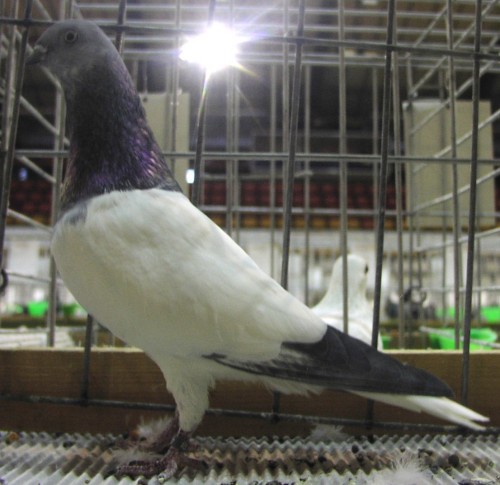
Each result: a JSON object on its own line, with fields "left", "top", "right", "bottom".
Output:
{"left": 0, "top": 430, "right": 498, "bottom": 484}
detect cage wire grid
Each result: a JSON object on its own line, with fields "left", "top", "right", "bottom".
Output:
{"left": 0, "top": 0, "right": 499, "bottom": 482}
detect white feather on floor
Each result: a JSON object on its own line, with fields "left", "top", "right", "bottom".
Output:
{"left": 110, "top": 447, "right": 162, "bottom": 467}
{"left": 308, "top": 424, "right": 349, "bottom": 443}
{"left": 367, "top": 451, "right": 433, "bottom": 485}
{"left": 110, "top": 416, "right": 173, "bottom": 466}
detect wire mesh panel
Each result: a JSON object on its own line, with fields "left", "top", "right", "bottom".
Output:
{"left": 0, "top": 0, "right": 499, "bottom": 436}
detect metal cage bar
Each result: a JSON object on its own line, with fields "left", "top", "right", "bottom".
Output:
{"left": 0, "top": 0, "right": 499, "bottom": 436}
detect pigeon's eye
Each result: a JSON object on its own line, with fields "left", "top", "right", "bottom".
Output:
{"left": 364, "top": 265, "right": 369, "bottom": 274}
{"left": 64, "top": 30, "right": 78, "bottom": 44}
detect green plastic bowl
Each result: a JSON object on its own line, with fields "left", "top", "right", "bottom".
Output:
{"left": 62, "top": 303, "right": 81, "bottom": 318}
{"left": 430, "top": 328, "right": 497, "bottom": 350}
{"left": 481, "top": 306, "right": 500, "bottom": 324}
{"left": 436, "top": 306, "right": 500, "bottom": 324}
{"left": 27, "top": 300, "right": 49, "bottom": 318}
{"left": 381, "top": 335, "right": 391, "bottom": 349}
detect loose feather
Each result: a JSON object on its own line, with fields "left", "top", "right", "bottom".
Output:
{"left": 368, "top": 451, "right": 433, "bottom": 485}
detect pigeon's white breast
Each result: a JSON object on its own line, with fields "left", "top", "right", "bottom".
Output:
{"left": 51, "top": 191, "right": 202, "bottom": 357}
{"left": 51, "top": 189, "right": 326, "bottom": 362}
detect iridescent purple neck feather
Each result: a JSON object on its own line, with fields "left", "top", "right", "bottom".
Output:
{"left": 59, "top": 36, "right": 181, "bottom": 213}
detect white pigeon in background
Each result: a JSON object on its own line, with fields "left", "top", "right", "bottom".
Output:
{"left": 26, "top": 20, "right": 488, "bottom": 480}
{"left": 312, "top": 254, "right": 383, "bottom": 348}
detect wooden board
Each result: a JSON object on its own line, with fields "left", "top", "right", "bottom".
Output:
{"left": 0, "top": 348, "right": 498, "bottom": 437}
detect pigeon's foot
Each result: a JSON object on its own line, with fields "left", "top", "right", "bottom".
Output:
{"left": 112, "top": 429, "right": 204, "bottom": 479}
{"left": 136, "top": 415, "right": 182, "bottom": 454}
{"left": 113, "top": 446, "right": 188, "bottom": 479}
{"left": 118, "top": 414, "right": 197, "bottom": 455}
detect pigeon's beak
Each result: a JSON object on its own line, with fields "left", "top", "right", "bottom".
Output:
{"left": 26, "top": 44, "right": 47, "bottom": 65}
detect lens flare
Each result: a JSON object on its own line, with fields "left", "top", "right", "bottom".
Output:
{"left": 179, "top": 23, "right": 243, "bottom": 73}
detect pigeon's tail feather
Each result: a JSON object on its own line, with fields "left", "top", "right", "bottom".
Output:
{"left": 205, "top": 326, "right": 489, "bottom": 430}
{"left": 206, "top": 325, "right": 453, "bottom": 397}
{"left": 355, "top": 392, "right": 489, "bottom": 430}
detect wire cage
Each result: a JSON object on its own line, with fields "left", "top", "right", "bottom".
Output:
{"left": 0, "top": 0, "right": 499, "bottom": 483}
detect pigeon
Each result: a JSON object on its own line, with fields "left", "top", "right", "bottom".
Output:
{"left": 26, "top": 20, "right": 488, "bottom": 479}
{"left": 312, "top": 254, "right": 383, "bottom": 348}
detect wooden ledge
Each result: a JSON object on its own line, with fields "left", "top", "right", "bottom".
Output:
{"left": 0, "top": 348, "right": 498, "bottom": 436}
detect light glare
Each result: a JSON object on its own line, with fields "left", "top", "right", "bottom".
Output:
{"left": 179, "top": 23, "right": 241, "bottom": 73}
{"left": 186, "top": 169, "right": 195, "bottom": 184}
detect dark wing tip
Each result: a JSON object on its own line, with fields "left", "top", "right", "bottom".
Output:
{"left": 206, "top": 325, "right": 454, "bottom": 398}
{"left": 285, "top": 325, "right": 454, "bottom": 397}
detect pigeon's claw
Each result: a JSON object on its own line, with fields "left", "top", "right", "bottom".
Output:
{"left": 113, "top": 448, "right": 179, "bottom": 479}
{"left": 113, "top": 456, "right": 167, "bottom": 479}
{"left": 112, "top": 429, "right": 203, "bottom": 479}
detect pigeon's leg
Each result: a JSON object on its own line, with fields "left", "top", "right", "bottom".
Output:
{"left": 135, "top": 413, "right": 193, "bottom": 454}
{"left": 117, "top": 413, "right": 197, "bottom": 455}
{"left": 114, "top": 428, "right": 205, "bottom": 479}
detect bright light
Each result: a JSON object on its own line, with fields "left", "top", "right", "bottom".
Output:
{"left": 179, "top": 23, "right": 242, "bottom": 73}
{"left": 33, "top": 288, "right": 45, "bottom": 301}
{"left": 186, "top": 169, "right": 195, "bottom": 184}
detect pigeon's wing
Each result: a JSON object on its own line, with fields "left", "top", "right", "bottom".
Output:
{"left": 52, "top": 189, "right": 326, "bottom": 361}
{"left": 206, "top": 324, "right": 453, "bottom": 397}
{"left": 53, "top": 189, "right": 452, "bottom": 399}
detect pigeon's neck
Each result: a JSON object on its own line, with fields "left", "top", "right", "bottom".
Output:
{"left": 60, "top": 54, "right": 180, "bottom": 213}
{"left": 317, "top": 280, "right": 365, "bottom": 312}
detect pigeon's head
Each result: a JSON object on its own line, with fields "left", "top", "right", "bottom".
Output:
{"left": 332, "top": 254, "right": 369, "bottom": 295}
{"left": 26, "top": 20, "right": 117, "bottom": 84}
